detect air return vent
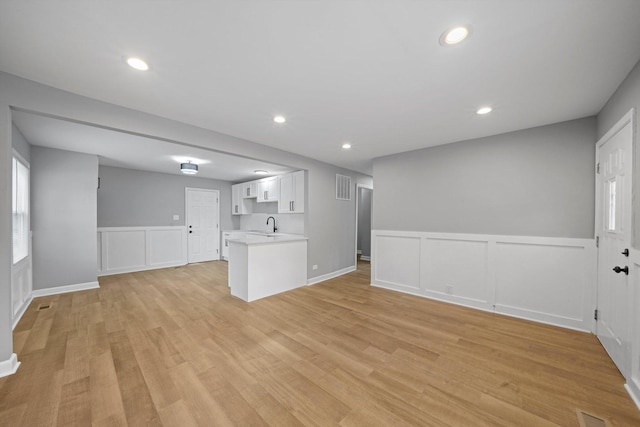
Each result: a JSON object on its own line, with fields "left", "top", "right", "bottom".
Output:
{"left": 336, "top": 174, "right": 352, "bottom": 200}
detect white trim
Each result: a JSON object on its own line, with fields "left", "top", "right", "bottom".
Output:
{"left": 32, "top": 281, "right": 99, "bottom": 298}
{"left": 0, "top": 353, "right": 21, "bottom": 378}
{"left": 12, "top": 295, "right": 32, "bottom": 330}
{"left": 98, "top": 262, "right": 186, "bottom": 277}
{"left": 372, "top": 230, "right": 596, "bottom": 332}
{"left": 360, "top": 255, "right": 371, "bottom": 261}
{"left": 307, "top": 265, "right": 356, "bottom": 286}
{"left": 97, "top": 226, "right": 188, "bottom": 276}
{"left": 625, "top": 383, "right": 640, "bottom": 411}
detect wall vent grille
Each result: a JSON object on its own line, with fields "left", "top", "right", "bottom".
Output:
{"left": 336, "top": 174, "right": 352, "bottom": 200}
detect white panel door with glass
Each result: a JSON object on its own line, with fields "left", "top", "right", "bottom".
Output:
{"left": 186, "top": 188, "right": 220, "bottom": 263}
{"left": 596, "top": 113, "right": 633, "bottom": 380}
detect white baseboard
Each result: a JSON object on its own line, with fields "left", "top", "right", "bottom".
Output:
{"left": 0, "top": 353, "right": 20, "bottom": 378}
{"left": 98, "top": 261, "right": 186, "bottom": 277}
{"left": 32, "top": 281, "right": 99, "bottom": 298}
{"left": 307, "top": 266, "right": 356, "bottom": 286}
{"left": 360, "top": 255, "right": 371, "bottom": 261}
{"left": 12, "top": 295, "right": 33, "bottom": 330}
{"left": 626, "top": 382, "right": 640, "bottom": 411}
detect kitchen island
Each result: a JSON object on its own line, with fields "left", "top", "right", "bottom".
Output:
{"left": 228, "top": 233, "right": 308, "bottom": 302}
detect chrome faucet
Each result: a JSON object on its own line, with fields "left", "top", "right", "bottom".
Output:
{"left": 266, "top": 216, "right": 277, "bottom": 233}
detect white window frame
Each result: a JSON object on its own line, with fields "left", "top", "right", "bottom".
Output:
{"left": 12, "top": 150, "right": 30, "bottom": 265}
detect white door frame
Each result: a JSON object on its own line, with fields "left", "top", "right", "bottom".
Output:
{"left": 354, "top": 183, "right": 373, "bottom": 267}
{"left": 594, "top": 107, "right": 636, "bottom": 382}
{"left": 185, "top": 187, "right": 220, "bottom": 263}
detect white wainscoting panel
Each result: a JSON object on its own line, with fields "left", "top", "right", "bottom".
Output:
{"left": 423, "top": 237, "right": 491, "bottom": 310}
{"left": 495, "top": 240, "right": 590, "bottom": 330}
{"left": 372, "top": 230, "right": 596, "bottom": 332}
{"left": 373, "top": 234, "right": 421, "bottom": 292}
{"left": 98, "top": 226, "right": 187, "bottom": 276}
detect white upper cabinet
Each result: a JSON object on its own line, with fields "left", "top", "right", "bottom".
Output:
{"left": 242, "top": 180, "right": 258, "bottom": 199}
{"left": 278, "top": 170, "right": 305, "bottom": 213}
{"left": 231, "top": 184, "right": 252, "bottom": 215}
{"left": 257, "top": 176, "right": 279, "bottom": 203}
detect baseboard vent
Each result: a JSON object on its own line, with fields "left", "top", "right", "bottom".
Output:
{"left": 37, "top": 303, "right": 50, "bottom": 311}
{"left": 577, "top": 409, "right": 610, "bottom": 427}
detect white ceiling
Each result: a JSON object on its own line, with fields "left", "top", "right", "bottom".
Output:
{"left": 11, "top": 110, "right": 294, "bottom": 182}
{"left": 2, "top": 1, "right": 640, "bottom": 175}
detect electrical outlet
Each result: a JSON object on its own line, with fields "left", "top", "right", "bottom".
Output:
{"left": 173, "top": 214, "right": 180, "bottom": 220}
{"left": 312, "top": 264, "right": 318, "bottom": 270}
{"left": 445, "top": 285, "right": 453, "bottom": 295}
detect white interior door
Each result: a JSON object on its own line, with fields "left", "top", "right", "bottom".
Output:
{"left": 186, "top": 188, "right": 219, "bottom": 263}
{"left": 596, "top": 112, "right": 633, "bottom": 380}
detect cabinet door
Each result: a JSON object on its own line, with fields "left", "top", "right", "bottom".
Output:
{"left": 231, "top": 184, "right": 242, "bottom": 215}
{"left": 257, "top": 177, "right": 278, "bottom": 202}
{"left": 242, "top": 181, "right": 257, "bottom": 199}
{"left": 267, "top": 177, "right": 279, "bottom": 201}
{"left": 291, "top": 170, "right": 305, "bottom": 213}
{"left": 278, "top": 174, "right": 294, "bottom": 213}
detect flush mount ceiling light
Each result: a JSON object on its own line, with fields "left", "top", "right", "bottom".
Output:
{"left": 273, "top": 115, "right": 286, "bottom": 124}
{"left": 476, "top": 106, "right": 493, "bottom": 115}
{"left": 342, "top": 143, "right": 352, "bottom": 149}
{"left": 254, "top": 170, "right": 268, "bottom": 175}
{"left": 180, "top": 161, "right": 198, "bottom": 175}
{"left": 125, "top": 56, "right": 149, "bottom": 71}
{"left": 440, "top": 26, "right": 470, "bottom": 46}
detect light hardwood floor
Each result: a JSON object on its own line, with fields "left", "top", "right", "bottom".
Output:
{"left": 1, "top": 260, "right": 639, "bottom": 426}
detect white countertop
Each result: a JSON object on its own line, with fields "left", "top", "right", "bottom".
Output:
{"left": 228, "top": 232, "right": 307, "bottom": 246}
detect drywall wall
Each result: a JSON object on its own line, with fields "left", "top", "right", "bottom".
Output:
{"left": 357, "top": 187, "right": 372, "bottom": 258}
{"left": 0, "top": 72, "right": 372, "bottom": 282}
{"left": 0, "top": 101, "right": 12, "bottom": 364}
{"left": 597, "top": 58, "right": 640, "bottom": 247}
{"left": 11, "top": 123, "right": 30, "bottom": 162}
{"left": 31, "top": 146, "right": 98, "bottom": 290}
{"left": 373, "top": 117, "right": 596, "bottom": 238}
{"left": 98, "top": 165, "right": 237, "bottom": 230}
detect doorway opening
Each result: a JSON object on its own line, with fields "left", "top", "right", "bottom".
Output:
{"left": 355, "top": 185, "right": 373, "bottom": 277}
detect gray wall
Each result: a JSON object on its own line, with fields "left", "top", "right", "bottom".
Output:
{"left": 11, "top": 123, "right": 30, "bottom": 162}
{"left": 0, "top": 98, "right": 12, "bottom": 361}
{"left": 31, "top": 146, "right": 98, "bottom": 290}
{"left": 373, "top": 117, "right": 596, "bottom": 238}
{"left": 597, "top": 59, "right": 640, "bottom": 247}
{"left": 98, "top": 165, "right": 236, "bottom": 230}
{"left": 357, "top": 187, "right": 372, "bottom": 257}
{"left": 0, "top": 72, "right": 372, "bottom": 283}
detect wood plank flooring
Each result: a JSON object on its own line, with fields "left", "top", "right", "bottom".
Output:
{"left": 2, "top": 260, "right": 639, "bottom": 426}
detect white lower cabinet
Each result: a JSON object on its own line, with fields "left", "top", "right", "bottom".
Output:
{"left": 222, "top": 231, "right": 248, "bottom": 260}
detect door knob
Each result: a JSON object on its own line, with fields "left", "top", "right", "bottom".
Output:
{"left": 189, "top": 230, "right": 193, "bottom": 234}
{"left": 612, "top": 266, "right": 629, "bottom": 275}
{"left": 622, "top": 248, "right": 629, "bottom": 257}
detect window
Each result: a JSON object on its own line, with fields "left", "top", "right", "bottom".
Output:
{"left": 607, "top": 179, "right": 616, "bottom": 232}
{"left": 12, "top": 155, "right": 29, "bottom": 264}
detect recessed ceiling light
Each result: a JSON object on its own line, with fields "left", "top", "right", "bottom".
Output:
{"left": 254, "top": 170, "right": 268, "bottom": 175}
{"left": 126, "top": 57, "right": 149, "bottom": 71}
{"left": 440, "top": 26, "right": 470, "bottom": 46}
{"left": 342, "top": 143, "right": 352, "bottom": 149}
{"left": 476, "top": 106, "right": 493, "bottom": 115}
{"left": 273, "top": 115, "right": 286, "bottom": 124}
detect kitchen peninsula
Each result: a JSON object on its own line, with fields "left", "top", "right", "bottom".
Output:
{"left": 228, "top": 233, "right": 308, "bottom": 302}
